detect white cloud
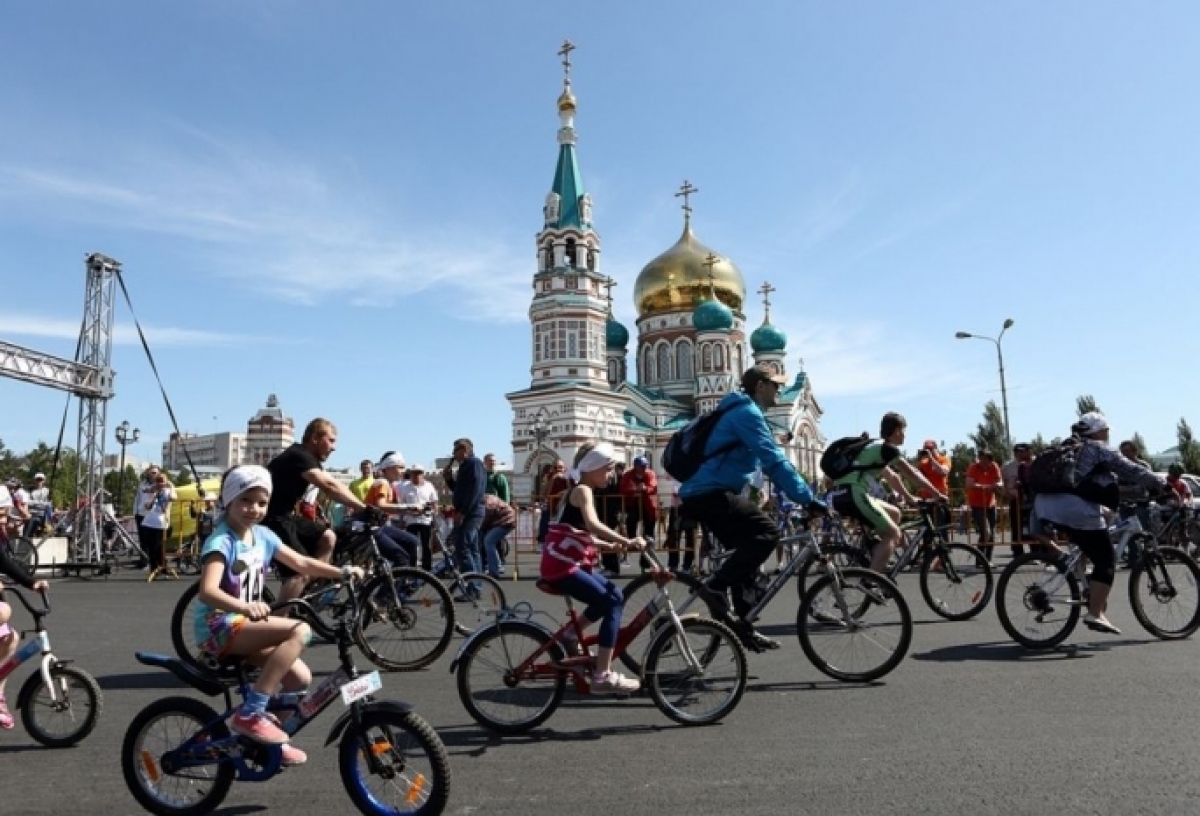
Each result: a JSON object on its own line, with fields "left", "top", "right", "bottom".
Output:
{"left": 0, "top": 313, "right": 274, "bottom": 348}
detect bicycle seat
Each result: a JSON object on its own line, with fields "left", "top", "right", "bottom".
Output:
{"left": 535, "top": 579, "right": 567, "bottom": 596}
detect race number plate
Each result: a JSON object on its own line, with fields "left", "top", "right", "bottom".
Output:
{"left": 340, "top": 671, "right": 383, "bottom": 705}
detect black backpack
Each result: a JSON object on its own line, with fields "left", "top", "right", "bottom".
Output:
{"left": 662, "top": 404, "right": 739, "bottom": 482}
{"left": 820, "top": 435, "right": 874, "bottom": 480}
{"left": 1026, "top": 436, "right": 1084, "bottom": 496}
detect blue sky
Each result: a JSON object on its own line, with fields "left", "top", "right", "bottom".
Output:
{"left": 1, "top": 2, "right": 1196, "bottom": 471}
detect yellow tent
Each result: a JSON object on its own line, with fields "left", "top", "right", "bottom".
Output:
{"left": 166, "top": 478, "right": 222, "bottom": 551}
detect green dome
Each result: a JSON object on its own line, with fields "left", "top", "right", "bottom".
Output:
{"left": 606, "top": 318, "right": 630, "bottom": 349}
{"left": 750, "top": 321, "right": 787, "bottom": 353}
{"left": 693, "top": 298, "right": 734, "bottom": 332}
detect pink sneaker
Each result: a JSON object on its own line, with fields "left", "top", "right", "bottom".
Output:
{"left": 280, "top": 743, "right": 308, "bottom": 766}
{"left": 0, "top": 696, "right": 13, "bottom": 730}
{"left": 230, "top": 711, "right": 289, "bottom": 745}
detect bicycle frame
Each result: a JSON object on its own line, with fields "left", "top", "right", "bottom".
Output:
{"left": 0, "top": 590, "right": 63, "bottom": 703}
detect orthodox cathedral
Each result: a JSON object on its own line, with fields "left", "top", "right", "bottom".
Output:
{"left": 506, "top": 44, "right": 824, "bottom": 504}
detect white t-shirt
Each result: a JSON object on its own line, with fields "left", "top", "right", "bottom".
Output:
{"left": 134, "top": 479, "right": 157, "bottom": 519}
{"left": 142, "top": 487, "right": 176, "bottom": 530}
{"left": 398, "top": 481, "right": 439, "bottom": 526}
{"left": 0, "top": 485, "right": 11, "bottom": 512}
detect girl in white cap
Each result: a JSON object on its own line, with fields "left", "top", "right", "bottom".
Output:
{"left": 194, "top": 465, "right": 364, "bottom": 765}
{"left": 540, "top": 442, "right": 646, "bottom": 694}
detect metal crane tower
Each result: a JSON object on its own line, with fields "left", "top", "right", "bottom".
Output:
{"left": 0, "top": 253, "right": 119, "bottom": 566}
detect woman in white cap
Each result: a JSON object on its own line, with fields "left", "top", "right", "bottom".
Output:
{"left": 363, "top": 451, "right": 421, "bottom": 568}
{"left": 540, "top": 442, "right": 646, "bottom": 694}
{"left": 398, "top": 464, "right": 439, "bottom": 571}
{"left": 194, "top": 465, "right": 364, "bottom": 765}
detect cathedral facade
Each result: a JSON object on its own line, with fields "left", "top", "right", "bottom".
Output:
{"left": 506, "top": 45, "right": 824, "bottom": 505}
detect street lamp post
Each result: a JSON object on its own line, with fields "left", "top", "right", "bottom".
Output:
{"left": 530, "top": 417, "right": 550, "bottom": 502}
{"left": 955, "top": 318, "right": 1015, "bottom": 451}
{"left": 114, "top": 420, "right": 140, "bottom": 516}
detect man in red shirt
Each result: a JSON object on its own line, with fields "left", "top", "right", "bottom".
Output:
{"left": 916, "top": 439, "right": 952, "bottom": 533}
{"left": 965, "top": 449, "right": 1004, "bottom": 563}
{"left": 620, "top": 456, "right": 659, "bottom": 543}
{"left": 1167, "top": 464, "right": 1194, "bottom": 502}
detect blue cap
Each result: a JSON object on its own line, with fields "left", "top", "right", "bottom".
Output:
{"left": 633, "top": 456, "right": 649, "bottom": 467}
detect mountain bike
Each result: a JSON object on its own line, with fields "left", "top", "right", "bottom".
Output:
{"left": 452, "top": 548, "right": 747, "bottom": 733}
{"left": 995, "top": 513, "right": 1200, "bottom": 649}
{"left": 170, "top": 514, "right": 454, "bottom": 674}
{"left": 0, "top": 586, "right": 103, "bottom": 746}
{"left": 122, "top": 581, "right": 451, "bottom": 815}
{"left": 794, "top": 500, "right": 994, "bottom": 620}
{"left": 428, "top": 522, "right": 507, "bottom": 636}
{"left": 619, "top": 519, "right": 912, "bottom": 683}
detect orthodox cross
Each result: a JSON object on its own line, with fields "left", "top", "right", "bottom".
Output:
{"left": 675, "top": 180, "right": 699, "bottom": 225}
{"left": 603, "top": 276, "right": 617, "bottom": 315}
{"left": 702, "top": 253, "right": 720, "bottom": 298}
{"left": 757, "top": 280, "right": 776, "bottom": 321}
{"left": 558, "top": 40, "right": 575, "bottom": 83}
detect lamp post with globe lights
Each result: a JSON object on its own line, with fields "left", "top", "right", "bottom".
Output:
{"left": 955, "top": 318, "right": 1015, "bottom": 452}
{"left": 114, "top": 420, "right": 140, "bottom": 516}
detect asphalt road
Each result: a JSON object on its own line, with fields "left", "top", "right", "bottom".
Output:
{"left": 4, "top": 552, "right": 1200, "bottom": 816}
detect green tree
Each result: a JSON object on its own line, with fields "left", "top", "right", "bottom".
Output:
{"left": 175, "top": 468, "right": 194, "bottom": 487}
{"left": 1076, "top": 394, "right": 1101, "bottom": 417}
{"left": 102, "top": 465, "right": 139, "bottom": 516}
{"left": 947, "top": 443, "right": 974, "bottom": 497}
{"left": 1028, "top": 433, "right": 1050, "bottom": 456}
{"left": 969, "top": 401, "right": 1009, "bottom": 463}
{"left": 1177, "top": 418, "right": 1200, "bottom": 475}
{"left": 1130, "top": 432, "right": 1150, "bottom": 461}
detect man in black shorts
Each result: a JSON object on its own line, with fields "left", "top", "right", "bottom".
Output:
{"left": 266, "top": 418, "right": 367, "bottom": 602}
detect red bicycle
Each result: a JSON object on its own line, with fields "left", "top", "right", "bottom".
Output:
{"left": 450, "top": 550, "right": 747, "bottom": 733}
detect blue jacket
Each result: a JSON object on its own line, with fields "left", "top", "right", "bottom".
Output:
{"left": 679, "top": 391, "right": 815, "bottom": 505}
{"left": 453, "top": 456, "right": 487, "bottom": 518}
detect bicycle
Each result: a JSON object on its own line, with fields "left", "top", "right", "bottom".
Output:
{"left": 170, "top": 514, "right": 454, "bottom": 674}
{"left": 995, "top": 511, "right": 1200, "bottom": 649}
{"left": 794, "top": 500, "right": 995, "bottom": 621}
{"left": 618, "top": 514, "right": 912, "bottom": 683}
{"left": 0, "top": 585, "right": 103, "bottom": 747}
{"left": 428, "top": 521, "right": 507, "bottom": 636}
{"left": 451, "top": 547, "right": 747, "bottom": 733}
{"left": 122, "top": 581, "right": 451, "bottom": 815}
{"left": 9, "top": 492, "right": 146, "bottom": 575}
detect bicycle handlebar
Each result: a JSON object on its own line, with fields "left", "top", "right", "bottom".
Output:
{"left": 0, "top": 585, "right": 50, "bottom": 617}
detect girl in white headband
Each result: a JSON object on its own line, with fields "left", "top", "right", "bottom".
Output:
{"left": 194, "top": 465, "right": 364, "bottom": 765}
{"left": 540, "top": 442, "right": 646, "bottom": 694}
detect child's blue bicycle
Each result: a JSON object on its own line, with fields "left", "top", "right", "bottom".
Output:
{"left": 0, "top": 585, "right": 103, "bottom": 746}
{"left": 121, "top": 580, "right": 451, "bottom": 815}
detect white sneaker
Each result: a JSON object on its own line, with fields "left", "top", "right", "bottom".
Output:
{"left": 1083, "top": 614, "right": 1121, "bottom": 635}
{"left": 591, "top": 670, "right": 640, "bottom": 694}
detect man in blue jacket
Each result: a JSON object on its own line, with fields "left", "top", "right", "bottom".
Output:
{"left": 444, "top": 437, "right": 487, "bottom": 593}
{"left": 681, "top": 364, "right": 824, "bottom": 651}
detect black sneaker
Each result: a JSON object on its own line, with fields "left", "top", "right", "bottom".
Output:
{"left": 693, "top": 578, "right": 731, "bottom": 621}
{"left": 732, "top": 619, "right": 780, "bottom": 653}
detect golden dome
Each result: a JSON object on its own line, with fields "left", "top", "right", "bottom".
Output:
{"left": 557, "top": 84, "right": 576, "bottom": 112}
{"left": 633, "top": 222, "right": 746, "bottom": 317}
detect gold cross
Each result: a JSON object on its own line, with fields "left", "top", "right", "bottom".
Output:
{"left": 757, "top": 280, "right": 776, "bottom": 320}
{"left": 558, "top": 40, "right": 576, "bottom": 81}
{"left": 702, "top": 253, "right": 720, "bottom": 297}
{"left": 675, "top": 180, "right": 699, "bottom": 224}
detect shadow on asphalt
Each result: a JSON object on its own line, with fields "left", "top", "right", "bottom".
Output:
{"left": 0, "top": 742, "right": 48, "bottom": 754}
{"left": 746, "top": 679, "right": 881, "bottom": 693}
{"left": 436, "top": 720, "right": 674, "bottom": 756}
{"left": 98, "top": 671, "right": 189, "bottom": 691}
{"left": 910, "top": 638, "right": 1152, "bottom": 663}
{"left": 210, "top": 807, "right": 268, "bottom": 815}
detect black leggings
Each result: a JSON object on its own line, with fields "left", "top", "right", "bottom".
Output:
{"left": 1061, "top": 525, "right": 1116, "bottom": 586}
{"left": 680, "top": 491, "right": 777, "bottom": 617}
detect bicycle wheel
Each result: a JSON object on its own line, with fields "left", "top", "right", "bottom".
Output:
{"left": 455, "top": 620, "right": 566, "bottom": 734}
{"left": 644, "top": 617, "right": 747, "bottom": 726}
{"left": 448, "top": 572, "right": 507, "bottom": 636}
{"left": 617, "top": 571, "right": 721, "bottom": 676}
{"left": 796, "top": 567, "right": 912, "bottom": 683}
{"left": 7, "top": 536, "right": 38, "bottom": 571}
{"left": 171, "top": 581, "right": 276, "bottom": 673}
{"left": 354, "top": 567, "right": 455, "bottom": 671}
{"left": 338, "top": 707, "right": 451, "bottom": 816}
{"left": 1129, "top": 545, "right": 1200, "bottom": 639}
{"left": 122, "top": 696, "right": 234, "bottom": 816}
{"left": 995, "top": 553, "right": 1081, "bottom": 649}
{"left": 19, "top": 663, "right": 103, "bottom": 747}
{"left": 794, "top": 543, "right": 869, "bottom": 602}
{"left": 919, "top": 542, "right": 994, "bottom": 620}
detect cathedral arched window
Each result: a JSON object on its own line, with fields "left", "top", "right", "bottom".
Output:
{"left": 607, "top": 359, "right": 618, "bottom": 383}
{"left": 644, "top": 346, "right": 657, "bottom": 384}
{"left": 734, "top": 346, "right": 744, "bottom": 376}
{"left": 657, "top": 343, "right": 672, "bottom": 382}
{"left": 701, "top": 343, "right": 713, "bottom": 373}
{"left": 715, "top": 344, "right": 725, "bottom": 371}
{"left": 676, "top": 340, "right": 693, "bottom": 380}
{"left": 565, "top": 239, "right": 577, "bottom": 268}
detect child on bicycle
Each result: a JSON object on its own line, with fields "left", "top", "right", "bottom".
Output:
{"left": 0, "top": 536, "right": 49, "bottom": 729}
{"left": 194, "top": 465, "right": 363, "bottom": 765}
{"left": 540, "top": 442, "right": 645, "bottom": 694}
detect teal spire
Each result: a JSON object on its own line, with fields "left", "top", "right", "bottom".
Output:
{"left": 750, "top": 280, "right": 786, "bottom": 352}
{"left": 693, "top": 251, "right": 734, "bottom": 332}
{"left": 544, "top": 41, "right": 592, "bottom": 232}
